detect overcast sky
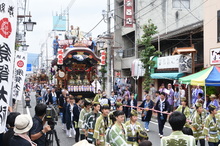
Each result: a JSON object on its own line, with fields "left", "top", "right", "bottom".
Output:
{"left": 25, "top": 0, "right": 112, "bottom": 54}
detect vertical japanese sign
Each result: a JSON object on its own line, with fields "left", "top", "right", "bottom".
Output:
{"left": 100, "top": 50, "right": 106, "bottom": 65}
{"left": 57, "top": 48, "right": 64, "bottom": 65}
{"left": 12, "top": 51, "right": 27, "bottom": 100}
{"left": 0, "top": 0, "right": 17, "bottom": 133}
{"left": 124, "top": 0, "right": 133, "bottom": 27}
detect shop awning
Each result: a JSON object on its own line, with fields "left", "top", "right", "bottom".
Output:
{"left": 151, "top": 72, "right": 185, "bottom": 80}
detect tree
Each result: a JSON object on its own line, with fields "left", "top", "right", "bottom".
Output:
{"left": 139, "top": 20, "right": 161, "bottom": 90}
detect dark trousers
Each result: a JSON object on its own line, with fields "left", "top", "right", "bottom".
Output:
{"left": 80, "top": 134, "right": 85, "bottom": 140}
{"left": 75, "top": 128, "right": 79, "bottom": 142}
{"left": 157, "top": 115, "right": 166, "bottom": 135}
{"left": 208, "top": 142, "right": 219, "bottom": 146}
{"left": 196, "top": 139, "right": 205, "bottom": 146}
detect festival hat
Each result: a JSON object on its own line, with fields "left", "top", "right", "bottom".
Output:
{"left": 181, "top": 97, "right": 187, "bottom": 102}
{"left": 195, "top": 102, "right": 202, "bottom": 108}
{"left": 138, "top": 129, "right": 149, "bottom": 139}
{"left": 209, "top": 94, "right": 216, "bottom": 99}
{"left": 130, "top": 109, "right": 138, "bottom": 116}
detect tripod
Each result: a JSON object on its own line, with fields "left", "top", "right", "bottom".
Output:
{"left": 45, "top": 129, "right": 60, "bottom": 146}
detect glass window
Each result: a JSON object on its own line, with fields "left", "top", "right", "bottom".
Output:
{"left": 173, "top": 0, "right": 190, "bottom": 9}
{"left": 218, "top": 10, "right": 220, "bottom": 42}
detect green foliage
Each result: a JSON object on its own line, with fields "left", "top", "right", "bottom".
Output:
{"left": 100, "top": 65, "right": 107, "bottom": 91}
{"left": 206, "top": 86, "right": 217, "bottom": 96}
{"left": 139, "top": 20, "right": 161, "bottom": 90}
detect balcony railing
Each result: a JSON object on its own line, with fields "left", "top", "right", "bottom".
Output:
{"left": 123, "top": 48, "right": 135, "bottom": 58}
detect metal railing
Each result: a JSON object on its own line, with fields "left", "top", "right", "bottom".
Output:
{"left": 123, "top": 47, "right": 135, "bottom": 58}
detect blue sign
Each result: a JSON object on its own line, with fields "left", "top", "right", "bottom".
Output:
{"left": 26, "top": 64, "right": 32, "bottom": 72}
{"left": 53, "top": 15, "right": 66, "bottom": 31}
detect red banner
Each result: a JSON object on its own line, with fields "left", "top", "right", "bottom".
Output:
{"left": 100, "top": 50, "right": 106, "bottom": 65}
{"left": 124, "top": 0, "right": 133, "bottom": 27}
{"left": 57, "top": 49, "right": 64, "bottom": 65}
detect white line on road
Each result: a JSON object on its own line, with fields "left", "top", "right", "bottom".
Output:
{"left": 138, "top": 117, "right": 172, "bottom": 129}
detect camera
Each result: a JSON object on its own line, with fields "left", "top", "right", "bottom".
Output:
{"left": 45, "top": 105, "right": 58, "bottom": 130}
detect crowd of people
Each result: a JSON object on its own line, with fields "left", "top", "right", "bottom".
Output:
{"left": 2, "top": 82, "right": 220, "bottom": 146}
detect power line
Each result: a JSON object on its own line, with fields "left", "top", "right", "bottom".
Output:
{"left": 83, "top": 18, "right": 104, "bottom": 38}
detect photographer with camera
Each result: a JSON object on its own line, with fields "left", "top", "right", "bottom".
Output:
{"left": 30, "top": 103, "right": 51, "bottom": 146}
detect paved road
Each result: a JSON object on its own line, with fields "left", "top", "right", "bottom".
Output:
{"left": 22, "top": 92, "right": 173, "bottom": 146}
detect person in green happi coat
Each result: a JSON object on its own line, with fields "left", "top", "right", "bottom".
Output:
{"left": 161, "top": 111, "right": 196, "bottom": 146}
{"left": 125, "top": 109, "right": 143, "bottom": 146}
{"left": 108, "top": 111, "right": 127, "bottom": 146}
{"left": 175, "top": 97, "right": 191, "bottom": 127}
{"left": 191, "top": 102, "right": 206, "bottom": 146}
{"left": 93, "top": 104, "right": 110, "bottom": 146}
{"left": 203, "top": 105, "right": 220, "bottom": 146}
{"left": 84, "top": 102, "right": 101, "bottom": 144}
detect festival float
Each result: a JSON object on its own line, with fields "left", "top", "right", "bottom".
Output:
{"left": 52, "top": 40, "right": 101, "bottom": 98}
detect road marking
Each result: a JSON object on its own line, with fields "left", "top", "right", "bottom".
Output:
{"left": 138, "top": 117, "right": 171, "bottom": 129}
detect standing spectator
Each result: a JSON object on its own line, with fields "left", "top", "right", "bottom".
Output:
{"left": 155, "top": 91, "right": 161, "bottom": 103}
{"left": 10, "top": 114, "right": 35, "bottom": 146}
{"left": 3, "top": 112, "right": 20, "bottom": 146}
{"left": 167, "top": 83, "right": 174, "bottom": 111}
{"left": 122, "top": 95, "right": 130, "bottom": 119}
{"left": 59, "top": 89, "right": 68, "bottom": 123}
{"left": 191, "top": 102, "right": 206, "bottom": 146}
{"left": 30, "top": 103, "right": 51, "bottom": 146}
{"left": 109, "top": 111, "right": 127, "bottom": 146}
{"left": 66, "top": 96, "right": 75, "bottom": 137}
{"left": 193, "top": 85, "right": 204, "bottom": 104}
{"left": 161, "top": 111, "right": 196, "bottom": 146}
{"left": 154, "top": 92, "right": 170, "bottom": 138}
{"left": 40, "top": 85, "right": 47, "bottom": 102}
{"left": 173, "top": 87, "right": 180, "bottom": 110}
{"left": 149, "top": 84, "right": 156, "bottom": 101}
{"left": 179, "top": 85, "right": 185, "bottom": 98}
{"left": 62, "top": 96, "right": 69, "bottom": 131}
{"left": 203, "top": 105, "right": 219, "bottom": 146}
{"left": 191, "top": 85, "right": 197, "bottom": 105}
{"left": 129, "top": 93, "right": 137, "bottom": 111}
{"left": 53, "top": 36, "right": 59, "bottom": 56}
{"left": 142, "top": 90, "right": 149, "bottom": 101}
{"left": 207, "top": 94, "right": 219, "bottom": 110}
{"left": 113, "top": 83, "right": 119, "bottom": 94}
{"left": 88, "top": 37, "right": 96, "bottom": 52}
{"left": 109, "top": 91, "right": 117, "bottom": 110}
{"left": 139, "top": 95, "right": 154, "bottom": 132}
{"left": 73, "top": 97, "right": 82, "bottom": 142}
{"left": 123, "top": 86, "right": 130, "bottom": 99}
{"left": 159, "top": 84, "right": 167, "bottom": 93}
{"left": 98, "top": 92, "right": 111, "bottom": 107}
{"left": 194, "top": 93, "right": 204, "bottom": 107}
{"left": 51, "top": 88, "right": 57, "bottom": 105}
{"left": 44, "top": 89, "right": 52, "bottom": 105}
{"left": 35, "top": 86, "right": 42, "bottom": 104}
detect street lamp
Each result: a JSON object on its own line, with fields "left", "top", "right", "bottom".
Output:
{"left": 97, "top": 40, "right": 105, "bottom": 48}
{"left": 21, "top": 44, "right": 29, "bottom": 51}
{"left": 23, "top": 17, "right": 36, "bottom": 31}
{"left": 117, "top": 49, "right": 123, "bottom": 58}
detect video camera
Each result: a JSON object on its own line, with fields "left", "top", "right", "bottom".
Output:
{"left": 45, "top": 105, "right": 58, "bottom": 130}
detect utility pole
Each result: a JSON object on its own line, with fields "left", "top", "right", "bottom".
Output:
{"left": 106, "top": 0, "right": 111, "bottom": 96}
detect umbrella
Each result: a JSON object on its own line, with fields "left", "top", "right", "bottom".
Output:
{"left": 206, "top": 66, "right": 220, "bottom": 86}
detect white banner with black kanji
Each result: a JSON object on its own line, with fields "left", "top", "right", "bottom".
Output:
{"left": 0, "top": 0, "right": 17, "bottom": 133}
{"left": 12, "top": 51, "right": 27, "bottom": 101}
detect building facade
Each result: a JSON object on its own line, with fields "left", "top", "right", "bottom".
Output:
{"left": 204, "top": 0, "right": 220, "bottom": 67}
{"left": 114, "top": 0, "right": 204, "bottom": 100}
